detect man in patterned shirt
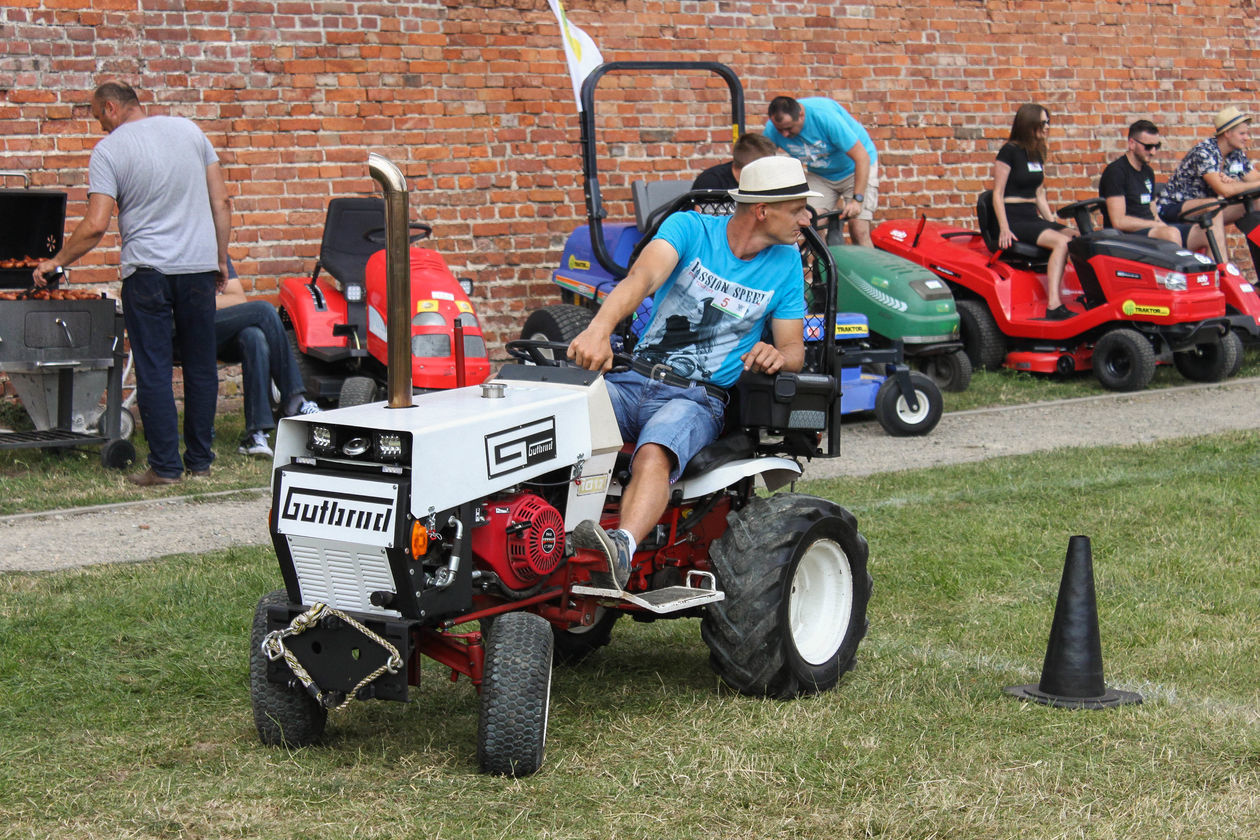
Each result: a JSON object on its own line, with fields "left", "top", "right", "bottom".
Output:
{"left": 1157, "top": 107, "right": 1260, "bottom": 243}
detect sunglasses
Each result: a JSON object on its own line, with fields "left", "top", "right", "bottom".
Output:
{"left": 1039, "top": 120, "right": 1051, "bottom": 128}
{"left": 1137, "top": 141, "right": 1162, "bottom": 151}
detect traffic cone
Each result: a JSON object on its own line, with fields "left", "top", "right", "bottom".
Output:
{"left": 1005, "top": 535, "right": 1142, "bottom": 709}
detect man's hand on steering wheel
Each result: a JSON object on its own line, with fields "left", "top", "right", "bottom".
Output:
{"left": 566, "top": 326, "right": 615, "bottom": 372}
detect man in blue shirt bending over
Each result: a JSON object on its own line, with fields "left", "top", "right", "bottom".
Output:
{"left": 765, "top": 95, "right": 879, "bottom": 247}
{"left": 566, "top": 156, "right": 813, "bottom": 590}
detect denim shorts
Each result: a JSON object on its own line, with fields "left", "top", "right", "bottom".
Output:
{"left": 604, "top": 369, "right": 726, "bottom": 483}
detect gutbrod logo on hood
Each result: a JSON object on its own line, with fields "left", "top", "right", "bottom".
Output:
{"left": 486, "top": 416, "right": 557, "bottom": 478}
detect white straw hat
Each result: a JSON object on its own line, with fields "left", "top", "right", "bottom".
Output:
{"left": 728, "top": 156, "right": 823, "bottom": 203}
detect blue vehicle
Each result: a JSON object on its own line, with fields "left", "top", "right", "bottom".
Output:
{"left": 522, "top": 61, "right": 942, "bottom": 436}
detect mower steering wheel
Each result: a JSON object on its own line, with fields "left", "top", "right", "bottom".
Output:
{"left": 504, "top": 339, "right": 635, "bottom": 372}
{"left": 1179, "top": 199, "right": 1230, "bottom": 228}
{"left": 364, "top": 222, "right": 433, "bottom": 245}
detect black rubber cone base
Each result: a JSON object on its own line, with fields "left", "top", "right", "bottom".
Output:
{"left": 1005, "top": 535, "right": 1143, "bottom": 710}
{"left": 1004, "top": 683, "right": 1142, "bottom": 709}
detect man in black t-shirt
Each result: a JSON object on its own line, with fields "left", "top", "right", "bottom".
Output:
{"left": 692, "top": 132, "right": 777, "bottom": 190}
{"left": 1099, "top": 119, "right": 1208, "bottom": 250}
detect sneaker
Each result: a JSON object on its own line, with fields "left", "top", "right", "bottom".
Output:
{"left": 570, "top": 521, "right": 632, "bottom": 590}
{"left": 297, "top": 399, "right": 320, "bottom": 415}
{"left": 237, "top": 431, "right": 273, "bottom": 458}
{"left": 1045, "top": 305, "right": 1074, "bottom": 320}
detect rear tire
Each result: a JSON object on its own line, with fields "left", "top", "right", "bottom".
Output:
{"left": 915, "top": 348, "right": 972, "bottom": 392}
{"left": 477, "top": 611, "right": 553, "bottom": 777}
{"left": 702, "top": 494, "right": 871, "bottom": 699}
{"left": 1173, "top": 332, "right": 1241, "bottom": 383}
{"left": 1092, "top": 328, "right": 1156, "bottom": 391}
{"left": 520, "top": 305, "right": 593, "bottom": 362}
{"left": 338, "top": 376, "right": 377, "bottom": 408}
{"left": 874, "top": 371, "right": 943, "bottom": 436}
{"left": 955, "top": 299, "right": 1007, "bottom": 371}
{"left": 250, "top": 590, "right": 327, "bottom": 747}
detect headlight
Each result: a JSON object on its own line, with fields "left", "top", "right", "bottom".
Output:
{"left": 345, "top": 284, "right": 364, "bottom": 302}
{"left": 308, "top": 424, "right": 336, "bottom": 453}
{"left": 1154, "top": 270, "right": 1187, "bottom": 291}
{"left": 413, "top": 312, "right": 446, "bottom": 327}
{"left": 375, "top": 431, "right": 410, "bottom": 463}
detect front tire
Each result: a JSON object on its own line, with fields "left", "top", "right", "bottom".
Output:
{"left": 875, "top": 371, "right": 943, "bottom": 436}
{"left": 702, "top": 494, "right": 872, "bottom": 699}
{"left": 1092, "top": 328, "right": 1155, "bottom": 391}
{"left": 250, "top": 590, "right": 327, "bottom": 747}
{"left": 552, "top": 607, "right": 619, "bottom": 666}
{"left": 338, "top": 375, "right": 377, "bottom": 407}
{"left": 477, "top": 611, "right": 554, "bottom": 777}
{"left": 1173, "top": 332, "right": 1240, "bottom": 383}
{"left": 915, "top": 348, "right": 972, "bottom": 392}
{"left": 955, "top": 299, "right": 1007, "bottom": 371}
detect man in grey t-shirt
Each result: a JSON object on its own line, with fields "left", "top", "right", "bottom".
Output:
{"left": 34, "top": 82, "right": 230, "bottom": 486}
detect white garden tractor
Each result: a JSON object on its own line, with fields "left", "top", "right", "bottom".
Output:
{"left": 249, "top": 154, "right": 872, "bottom": 777}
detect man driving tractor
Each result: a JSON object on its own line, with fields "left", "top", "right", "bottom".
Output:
{"left": 566, "top": 156, "right": 815, "bottom": 587}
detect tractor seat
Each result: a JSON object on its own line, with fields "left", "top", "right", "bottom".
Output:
{"left": 976, "top": 190, "right": 1051, "bottom": 270}
{"left": 314, "top": 196, "right": 388, "bottom": 292}
{"left": 631, "top": 180, "right": 694, "bottom": 234}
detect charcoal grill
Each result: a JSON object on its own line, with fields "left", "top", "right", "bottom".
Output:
{"left": 0, "top": 171, "right": 135, "bottom": 469}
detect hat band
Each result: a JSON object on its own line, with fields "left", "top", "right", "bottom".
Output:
{"left": 739, "top": 182, "right": 810, "bottom": 197}
{"left": 1218, "top": 116, "right": 1249, "bottom": 133}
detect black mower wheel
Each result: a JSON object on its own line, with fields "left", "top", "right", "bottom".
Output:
{"left": 955, "top": 299, "right": 1007, "bottom": 371}
{"left": 552, "top": 607, "right": 619, "bottom": 666}
{"left": 1092, "top": 328, "right": 1156, "bottom": 392}
{"left": 250, "top": 590, "right": 327, "bottom": 747}
{"left": 874, "top": 371, "right": 943, "bottom": 436}
{"left": 477, "top": 611, "right": 554, "bottom": 777}
{"left": 1226, "top": 330, "right": 1246, "bottom": 379}
{"left": 915, "top": 348, "right": 972, "bottom": 393}
{"left": 284, "top": 324, "right": 329, "bottom": 397}
{"left": 1173, "top": 332, "right": 1241, "bottom": 383}
{"left": 520, "top": 304, "right": 593, "bottom": 363}
{"left": 701, "top": 494, "right": 871, "bottom": 699}
{"left": 338, "top": 376, "right": 377, "bottom": 408}
{"left": 99, "top": 438, "right": 136, "bottom": 470}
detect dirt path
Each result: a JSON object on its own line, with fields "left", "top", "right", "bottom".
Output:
{"left": 3, "top": 377, "right": 1257, "bottom": 573}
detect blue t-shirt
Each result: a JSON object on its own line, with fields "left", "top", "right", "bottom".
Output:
{"left": 634, "top": 212, "right": 805, "bottom": 389}
{"left": 764, "top": 97, "right": 878, "bottom": 180}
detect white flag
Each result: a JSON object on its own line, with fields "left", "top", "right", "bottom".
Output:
{"left": 548, "top": 0, "right": 603, "bottom": 111}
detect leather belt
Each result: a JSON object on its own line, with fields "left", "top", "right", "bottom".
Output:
{"left": 628, "top": 358, "right": 728, "bottom": 402}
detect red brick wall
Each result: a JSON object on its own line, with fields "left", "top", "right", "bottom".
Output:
{"left": 3, "top": 0, "right": 1258, "bottom": 353}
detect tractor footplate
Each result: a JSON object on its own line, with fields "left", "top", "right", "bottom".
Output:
{"left": 571, "top": 571, "right": 724, "bottom": 614}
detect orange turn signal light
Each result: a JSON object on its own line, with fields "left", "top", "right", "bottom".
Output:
{"left": 410, "top": 521, "right": 429, "bottom": 557}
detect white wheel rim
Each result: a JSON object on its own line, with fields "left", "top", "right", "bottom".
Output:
{"left": 788, "top": 538, "right": 854, "bottom": 665}
{"left": 896, "top": 388, "right": 931, "bottom": 424}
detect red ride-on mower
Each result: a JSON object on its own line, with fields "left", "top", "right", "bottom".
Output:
{"left": 872, "top": 190, "right": 1237, "bottom": 391}
{"left": 1173, "top": 184, "right": 1260, "bottom": 353}
{"left": 278, "top": 197, "right": 491, "bottom": 407}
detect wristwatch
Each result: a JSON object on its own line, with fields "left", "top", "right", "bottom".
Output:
{"left": 852, "top": 194, "right": 865, "bottom": 204}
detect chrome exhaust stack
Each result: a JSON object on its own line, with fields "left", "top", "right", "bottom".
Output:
{"left": 367, "top": 153, "right": 415, "bottom": 410}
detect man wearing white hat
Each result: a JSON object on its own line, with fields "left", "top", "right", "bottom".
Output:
{"left": 1157, "top": 106, "right": 1260, "bottom": 232}
{"left": 566, "top": 156, "right": 815, "bottom": 589}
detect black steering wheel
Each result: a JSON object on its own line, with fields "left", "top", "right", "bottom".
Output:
{"left": 364, "top": 222, "right": 433, "bottom": 245}
{"left": 1180, "top": 198, "right": 1231, "bottom": 227}
{"left": 504, "top": 338, "right": 635, "bottom": 371}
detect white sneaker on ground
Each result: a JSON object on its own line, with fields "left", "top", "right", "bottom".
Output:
{"left": 238, "top": 430, "right": 273, "bottom": 458}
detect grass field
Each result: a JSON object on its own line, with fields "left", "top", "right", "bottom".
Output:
{"left": 1, "top": 431, "right": 1257, "bottom": 839}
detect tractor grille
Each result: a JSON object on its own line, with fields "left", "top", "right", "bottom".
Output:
{"left": 288, "top": 536, "right": 401, "bottom": 618}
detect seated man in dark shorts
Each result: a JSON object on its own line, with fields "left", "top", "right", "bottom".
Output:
{"left": 567, "top": 156, "right": 811, "bottom": 589}
{"left": 1157, "top": 107, "right": 1260, "bottom": 246}
{"left": 1099, "top": 119, "right": 1211, "bottom": 251}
